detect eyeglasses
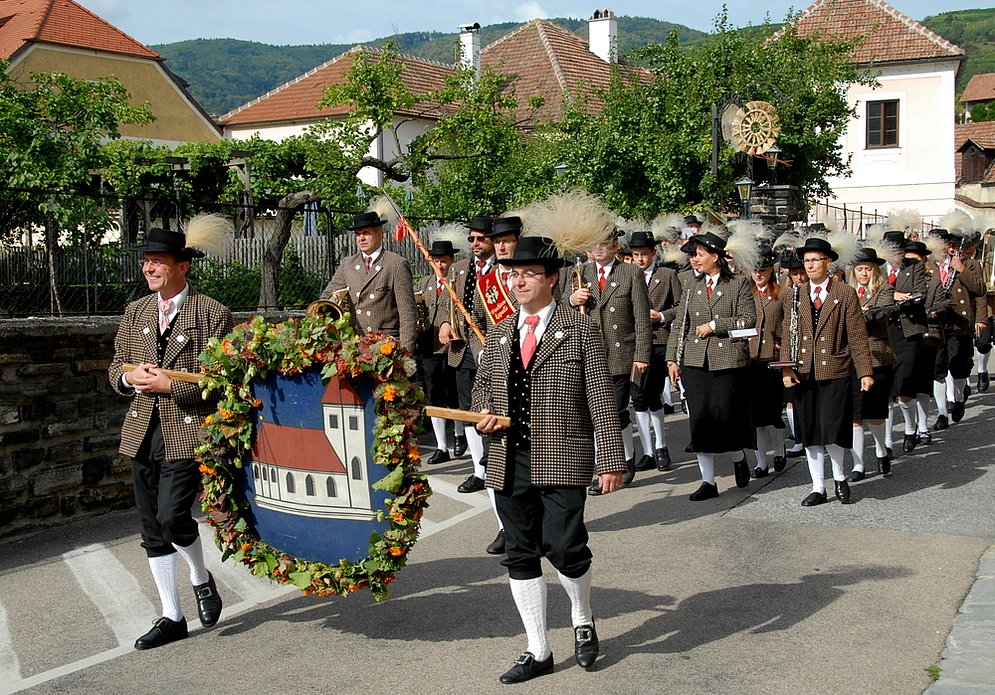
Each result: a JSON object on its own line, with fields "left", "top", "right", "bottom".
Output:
{"left": 467, "top": 235, "right": 487, "bottom": 243}
{"left": 803, "top": 257, "right": 830, "bottom": 264}
{"left": 508, "top": 269, "right": 547, "bottom": 280}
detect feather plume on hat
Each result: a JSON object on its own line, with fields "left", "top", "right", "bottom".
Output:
{"left": 925, "top": 232, "right": 947, "bottom": 259}
{"left": 940, "top": 209, "right": 974, "bottom": 237}
{"left": 773, "top": 230, "right": 802, "bottom": 253}
{"left": 614, "top": 216, "right": 649, "bottom": 235}
{"left": 699, "top": 220, "right": 728, "bottom": 239}
{"left": 724, "top": 227, "right": 761, "bottom": 274}
{"left": 865, "top": 222, "right": 888, "bottom": 243}
{"left": 662, "top": 247, "right": 686, "bottom": 265}
{"left": 520, "top": 189, "right": 616, "bottom": 257}
{"left": 827, "top": 230, "right": 860, "bottom": 272}
{"left": 184, "top": 214, "right": 233, "bottom": 257}
{"left": 428, "top": 222, "right": 470, "bottom": 255}
{"left": 726, "top": 219, "right": 773, "bottom": 245}
{"left": 973, "top": 210, "right": 995, "bottom": 234}
{"left": 864, "top": 238, "right": 903, "bottom": 267}
{"left": 887, "top": 209, "right": 923, "bottom": 233}
{"left": 651, "top": 212, "right": 684, "bottom": 243}
{"left": 370, "top": 195, "right": 400, "bottom": 233}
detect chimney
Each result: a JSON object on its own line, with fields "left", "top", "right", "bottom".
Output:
{"left": 588, "top": 9, "right": 617, "bottom": 63}
{"left": 457, "top": 22, "right": 481, "bottom": 80}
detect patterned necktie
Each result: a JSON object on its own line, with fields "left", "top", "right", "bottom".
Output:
{"left": 940, "top": 263, "right": 949, "bottom": 286}
{"left": 598, "top": 267, "right": 606, "bottom": 292}
{"left": 858, "top": 286, "right": 866, "bottom": 301}
{"left": 813, "top": 286, "right": 823, "bottom": 310}
{"left": 159, "top": 298, "right": 173, "bottom": 332}
{"left": 364, "top": 255, "right": 372, "bottom": 273}
{"left": 521, "top": 315, "right": 540, "bottom": 368}
{"left": 887, "top": 268, "right": 897, "bottom": 286}
{"left": 706, "top": 278, "right": 714, "bottom": 299}
{"left": 476, "top": 259, "right": 486, "bottom": 277}
{"left": 501, "top": 270, "right": 510, "bottom": 288}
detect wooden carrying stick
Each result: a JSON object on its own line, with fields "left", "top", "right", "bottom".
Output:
{"left": 122, "top": 363, "right": 510, "bottom": 427}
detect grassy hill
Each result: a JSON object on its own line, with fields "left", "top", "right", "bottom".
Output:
{"left": 921, "top": 8, "right": 995, "bottom": 92}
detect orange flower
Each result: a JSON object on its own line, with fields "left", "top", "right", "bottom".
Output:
{"left": 379, "top": 342, "right": 395, "bottom": 356}
{"left": 252, "top": 399, "right": 263, "bottom": 408}
{"left": 383, "top": 384, "right": 398, "bottom": 402}
{"left": 391, "top": 513, "right": 404, "bottom": 522}
{"left": 388, "top": 546, "right": 407, "bottom": 557}
{"left": 241, "top": 543, "right": 252, "bottom": 551}
{"left": 199, "top": 464, "right": 216, "bottom": 476}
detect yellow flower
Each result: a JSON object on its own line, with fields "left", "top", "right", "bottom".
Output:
{"left": 383, "top": 384, "right": 397, "bottom": 402}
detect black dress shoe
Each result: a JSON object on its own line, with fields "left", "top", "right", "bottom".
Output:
{"left": 886, "top": 446, "right": 893, "bottom": 459}
{"left": 485, "top": 529, "right": 506, "bottom": 555}
{"left": 801, "top": 491, "right": 827, "bottom": 507}
{"left": 772, "top": 455, "right": 787, "bottom": 472}
{"left": 848, "top": 470, "right": 866, "bottom": 482}
{"left": 934, "top": 415, "right": 948, "bottom": 430}
{"left": 588, "top": 479, "right": 602, "bottom": 496}
{"left": 426, "top": 449, "right": 450, "bottom": 465}
{"left": 193, "top": 573, "right": 223, "bottom": 627}
{"left": 752, "top": 466, "right": 768, "bottom": 479}
{"left": 917, "top": 431, "right": 932, "bottom": 446}
{"left": 979, "top": 372, "right": 990, "bottom": 392}
{"left": 733, "top": 458, "right": 750, "bottom": 488}
{"left": 786, "top": 443, "right": 805, "bottom": 458}
{"left": 621, "top": 458, "right": 636, "bottom": 486}
{"left": 574, "top": 624, "right": 599, "bottom": 669}
{"left": 134, "top": 617, "right": 188, "bottom": 650}
{"left": 689, "top": 481, "right": 718, "bottom": 501}
{"left": 878, "top": 456, "right": 891, "bottom": 475}
{"left": 655, "top": 447, "right": 672, "bottom": 471}
{"left": 499, "top": 652, "right": 554, "bottom": 684}
{"left": 453, "top": 435, "right": 468, "bottom": 457}
{"left": 951, "top": 400, "right": 966, "bottom": 423}
{"left": 902, "top": 434, "right": 917, "bottom": 454}
{"left": 834, "top": 480, "right": 852, "bottom": 505}
{"left": 457, "top": 475, "right": 485, "bottom": 493}
{"left": 663, "top": 404, "right": 675, "bottom": 414}
{"left": 634, "top": 454, "right": 655, "bottom": 471}
{"left": 964, "top": 384, "right": 972, "bottom": 399}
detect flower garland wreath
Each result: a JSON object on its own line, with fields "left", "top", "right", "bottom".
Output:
{"left": 194, "top": 309, "right": 431, "bottom": 601}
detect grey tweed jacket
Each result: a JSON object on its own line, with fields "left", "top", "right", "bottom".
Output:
{"left": 108, "top": 287, "right": 233, "bottom": 461}
{"left": 666, "top": 273, "right": 756, "bottom": 370}
{"left": 645, "top": 265, "right": 682, "bottom": 347}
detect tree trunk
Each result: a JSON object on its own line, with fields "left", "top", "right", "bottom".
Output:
{"left": 258, "top": 190, "right": 319, "bottom": 310}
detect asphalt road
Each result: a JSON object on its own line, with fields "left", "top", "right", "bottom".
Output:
{"left": 1, "top": 389, "right": 993, "bottom": 695}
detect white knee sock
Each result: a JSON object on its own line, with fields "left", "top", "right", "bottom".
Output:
{"left": 772, "top": 426, "right": 786, "bottom": 456}
{"left": 509, "top": 577, "right": 550, "bottom": 660}
{"left": 488, "top": 487, "right": 503, "bottom": 529}
{"left": 786, "top": 405, "right": 796, "bottom": 439}
{"left": 917, "top": 393, "right": 931, "bottom": 432}
{"left": 466, "top": 428, "right": 485, "bottom": 478}
{"left": 634, "top": 410, "right": 653, "bottom": 458}
{"left": 933, "top": 380, "right": 949, "bottom": 415}
{"left": 454, "top": 421, "right": 465, "bottom": 436}
{"left": 557, "top": 569, "right": 593, "bottom": 627}
{"left": 945, "top": 373, "right": 956, "bottom": 402}
{"left": 650, "top": 408, "right": 667, "bottom": 449}
{"left": 884, "top": 407, "right": 894, "bottom": 449}
{"left": 899, "top": 398, "right": 917, "bottom": 435}
{"left": 806, "top": 446, "right": 826, "bottom": 493}
{"left": 851, "top": 425, "right": 865, "bottom": 473}
{"left": 149, "top": 554, "right": 183, "bottom": 622}
{"left": 697, "top": 452, "right": 716, "bottom": 484}
{"left": 662, "top": 377, "right": 674, "bottom": 406}
{"left": 754, "top": 428, "right": 769, "bottom": 470}
{"left": 953, "top": 377, "right": 967, "bottom": 402}
{"left": 430, "top": 417, "right": 448, "bottom": 452}
{"left": 978, "top": 349, "right": 990, "bottom": 374}
{"left": 172, "top": 536, "right": 210, "bottom": 586}
{"left": 868, "top": 422, "right": 888, "bottom": 458}
{"left": 826, "top": 444, "right": 846, "bottom": 482}
{"left": 621, "top": 426, "right": 634, "bottom": 461}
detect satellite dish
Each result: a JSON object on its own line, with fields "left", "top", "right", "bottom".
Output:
{"left": 722, "top": 100, "right": 780, "bottom": 157}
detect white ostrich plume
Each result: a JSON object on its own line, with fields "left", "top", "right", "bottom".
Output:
{"left": 614, "top": 216, "right": 648, "bottom": 235}
{"left": 828, "top": 230, "right": 860, "bottom": 271}
{"left": 887, "top": 209, "right": 923, "bottom": 233}
{"left": 700, "top": 220, "right": 728, "bottom": 239}
{"left": 864, "top": 238, "right": 902, "bottom": 267}
{"left": 865, "top": 223, "right": 889, "bottom": 243}
{"left": 940, "top": 209, "right": 974, "bottom": 236}
{"left": 651, "top": 212, "right": 684, "bottom": 242}
{"left": 925, "top": 233, "right": 947, "bottom": 259}
{"left": 521, "top": 189, "right": 616, "bottom": 257}
{"left": 428, "top": 222, "right": 470, "bottom": 255}
{"left": 370, "top": 195, "right": 400, "bottom": 230}
{"left": 724, "top": 230, "right": 761, "bottom": 274}
{"left": 184, "top": 214, "right": 232, "bottom": 257}
{"left": 726, "top": 219, "right": 772, "bottom": 244}
{"left": 662, "top": 247, "right": 686, "bottom": 265}
{"left": 773, "top": 231, "right": 801, "bottom": 253}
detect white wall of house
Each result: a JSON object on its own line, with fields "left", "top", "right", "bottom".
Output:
{"left": 822, "top": 60, "right": 960, "bottom": 223}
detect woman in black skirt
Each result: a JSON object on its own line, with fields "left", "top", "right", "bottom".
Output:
{"left": 666, "top": 232, "right": 756, "bottom": 501}
{"left": 748, "top": 248, "right": 786, "bottom": 477}
{"left": 846, "top": 247, "right": 897, "bottom": 480}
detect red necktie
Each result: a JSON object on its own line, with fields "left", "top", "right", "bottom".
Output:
{"left": 521, "top": 315, "right": 540, "bottom": 367}
{"left": 598, "top": 267, "right": 606, "bottom": 292}
{"left": 159, "top": 298, "right": 173, "bottom": 332}
{"left": 364, "top": 255, "right": 372, "bottom": 272}
{"left": 476, "top": 259, "right": 486, "bottom": 277}
{"left": 858, "top": 286, "right": 866, "bottom": 301}
{"left": 501, "top": 270, "right": 510, "bottom": 287}
{"left": 706, "top": 278, "right": 714, "bottom": 299}
{"left": 813, "top": 286, "right": 823, "bottom": 310}
{"left": 940, "top": 262, "right": 949, "bottom": 285}
{"left": 887, "top": 268, "right": 897, "bottom": 286}
{"left": 436, "top": 281, "right": 442, "bottom": 297}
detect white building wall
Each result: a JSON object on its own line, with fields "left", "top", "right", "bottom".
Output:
{"left": 822, "top": 61, "right": 960, "bottom": 223}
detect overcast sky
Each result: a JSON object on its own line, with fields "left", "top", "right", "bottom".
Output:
{"left": 77, "top": 1, "right": 992, "bottom": 46}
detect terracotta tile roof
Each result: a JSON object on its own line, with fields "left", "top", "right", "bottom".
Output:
{"left": 0, "top": 0, "right": 158, "bottom": 60}
{"left": 481, "top": 18, "right": 650, "bottom": 124}
{"left": 954, "top": 121, "right": 995, "bottom": 181}
{"left": 786, "top": 0, "right": 963, "bottom": 64}
{"left": 962, "top": 73, "right": 995, "bottom": 104}
{"left": 220, "top": 46, "right": 452, "bottom": 127}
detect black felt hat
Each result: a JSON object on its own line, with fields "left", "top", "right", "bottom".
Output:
{"left": 467, "top": 215, "right": 493, "bottom": 233}
{"left": 853, "top": 247, "right": 886, "bottom": 266}
{"left": 758, "top": 245, "right": 777, "bottom": 268}
{"left": 904, "top": 241, "right": 931, "bottom": 257}
{"left": 795, "top": 237, "right": 839, "bottom": 262}
{"left": 883, "top": 231, "right": 908, "bottom": 247}
{"left": 428, "top": 240, "right": 456, "bottom": 257}
{"left": 347, "top": 211, "right": 387, "bottom": 231}
{"left": 135, "top": 227, "right": 201, "bottom": 260}
{"left": 680, "top": 231, "right": 726, "bottom": 256}
{"left": 500, "top": 236, "right": 566, "bottom": 269}
{"left": 628, "top": 231, "right": 661, "bottom": 249}
{"left": 684, "top": 215, "right": 701, "bottom": 226}
{"left": 487, "top": 216, "right": 523, "bottom": 238}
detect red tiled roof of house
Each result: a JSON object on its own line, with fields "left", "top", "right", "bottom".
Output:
{"left": 220, "top": 46, "right": 452, "bottom": 126}
{"left": 954, "top": 121, "right": 995, "bottom": 181}
{"left": 786, "top": 0, "right": 963, "bottom": 64}
{"left": 481, "top": 18, "right": 650, "bottom": 124}
{"left": 0, "top": 0, "right": 158, "bottom": 60}
{"left": 962, "top": 73, "right": 995, "bottom": 104}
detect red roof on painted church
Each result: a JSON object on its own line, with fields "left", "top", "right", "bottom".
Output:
{"left": 0, "top": 0, "right": 159, "bottom": 60}
{"left": 253, "top": 422, "right": 346, "bottom": 474}
{"left": 322, "top": 374, "right": 363, "bottom": 406}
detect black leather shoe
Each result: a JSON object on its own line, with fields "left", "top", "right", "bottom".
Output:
{"left": 634, "top": 454, "right": 655, "bottom": 471}
{"left": 486, "top": 529, "right": 505, "bottom": 555}
{"left": 733, "top": 457, "right": 750, "bottom": 488}
{"left": 979, "top": 372, "right": 990, "bottom": 392}
{"left": 752, "top": 466, "right": 768, "bottom": 479}
{"left": 918, "top": 431, "right": 932, "bottom": 446}
{"left": 772, "top": 455, "right": 787, "bottom": 472}
{"left": 663, "top": 404, "right": 675, "bottom": 414}
{"left": 134, "top": 617, "right": 188, "bottom": 650}
{"left": 655, "top": 447, "right": 672, "bottom": 471}
{"left": 964, "top": 384, "right": 972, "bottom": 399}
{"left": 878, "top": 456, "right": 891, "bottom": 476}
{"left": 193, "top": 573, "right": 223, "bottom": 627}
{"left": 588, "top": 479, "right": 602, "bottom": 496}
{"left": 951, "top": 400, "right": 965, "bottom": 423}
{"left": 934, "top": 415, "right": 948, "bottom": 430}
{"left": 426, "top": 449, "right": 450, "bottom": 465}
{"left": 902, "top": 434, "right": 917, "bottom": 454}
{"left": 834, "top": 480, "right": 852, "bottom": 505}
{"left": 848, "top": 470, "right": 866, "bottom": 482}
{"left": 453, "top": 435, "right": 468, "bottom": 457}
{"left": 801, "top": 491, "right": 827, "bottom": 507}
{"left": 689, "top": 481, "right": 718, "bottom": 501}
{"left": 574, "top": 624, "right": 599, "bottom": 669}
{"left": 786, "top": 443, "right": 805, "bottom": 458}
{"left": 621, "top": 458, "right": 636, "bottom": 486}
{"left": 499, "top": 652, "right": 554, "bottom": 684}
{"left": 457, "top": 475, "right": 485, "bottom": 493}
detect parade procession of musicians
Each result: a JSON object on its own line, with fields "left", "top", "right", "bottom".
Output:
{"left": 114, "top": 191, "right": 995, "bottom": 684}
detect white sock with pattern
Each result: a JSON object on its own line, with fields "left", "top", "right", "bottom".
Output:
{"left": 634, "top": 410, "right": 653, "bottom": 459}
{"left": 754, "top": 428, "right": 769, "bottom": 470}
{"left": 933, "top": 381, "right": 949, "bottom": 415}
{"left": 697, "top": 453, "right": 716, "bottom": 485}
{"left": 172, "top": 536, "right": 210, "bottom": 586}
{"left": 851, "top": 425, "right": 865, "bottom": 473}
{"left": 148, "top": 554, "right": 183, "bottom": 622}
{"left": 621, "top": 426, "right": 634, "bottom": 461}
{"left": 466, "top": 428, "right": 485, "bottom": 478}
{"left": 868, "top": 422, "right": 888, "bottom": 458}
{"left": 772, "top": 426, "right": 786, "bottom": 457}
{"left": 806, "top": 446, "right": 826, "bottom": 493}
{"left": 899, "top": 398, "right": 917, "bottom": 435}
{"left": 509, "top": 577, "right": 550, "bottom": 661}
{"left": 916, "top": 393, "right": 931, "bottom": 433}
{"left": 431, "top": 417, "right": 448, "bottom": 451}
{"left": 650, "top": 409, "right": 667, "bottom": 449}
{"left": 826, "top": 444, "right": 846, "bottom": 482}
{"left": 884, "top": 407, "right": 894, "bottom": 449}
{"left": 557, "top": 569, "right": 593, "bottom": 627}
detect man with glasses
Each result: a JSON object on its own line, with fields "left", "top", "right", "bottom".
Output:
{"left": 780, "top": 237, "right": 873, "bottom": 507}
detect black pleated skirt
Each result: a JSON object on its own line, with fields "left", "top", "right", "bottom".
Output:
{"left": 682, "top": 365, "right": 756, "bottom": 453}
{"left": 748, "top": 361, "right": 786, "bottom": 428}
{"left": 852, "top": 365, "right": 894, "bottom": 421}
{"left": 793, "top": 374, "right": 852, "bottom": 448}
{"left": 889, "top": 323, "right": 922, "bottom": 399}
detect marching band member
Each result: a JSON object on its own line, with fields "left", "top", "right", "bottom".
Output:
{"left": 779, "top": 251, "right": 809, "bottom": 458}
{"left": 780, "top": 237, "right": 873, "bottom": 507}
{"left": 666, "top": 231, "right": 757, "bottom": 501}
{"left": 748, "top": 247, "right": 786, "bottom": 477}
{"left": 906, "top": 240, "right": 948, "bottom": 445}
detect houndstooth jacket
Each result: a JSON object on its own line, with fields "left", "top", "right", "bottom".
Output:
{"left": 778, "top": 279, "right": 873, "bottom": 381}
{"left": 666, "top": 273, "right": 756, "bottom": 370}
{"left": 749, "top": 287, "right": 784, "bottom": 362}
{"left": 645, "top": 265, "right": 682, "bottom": 347}
{"left": 108, "top": 287, "right": 233, "bottom": 461}
{"left": 320, "top": 249, "right": 418, "bottom": 354}
{"left": 472, "top": 303, "right": 626, "bottom": 491}
{"left": 885, "top": 260, "right": 928, "bottom": 338}
{"left": 858, "top": 283, "right": 897, "bottom": 368}
{"left": 417, "top": 274, "right": 449, "bottom": 356}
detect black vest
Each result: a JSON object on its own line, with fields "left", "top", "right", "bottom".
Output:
{"left": 507, "top": 326, "right": 534, "bottom": 451}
